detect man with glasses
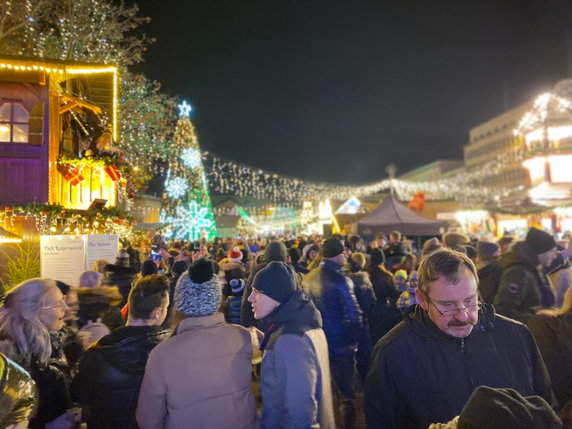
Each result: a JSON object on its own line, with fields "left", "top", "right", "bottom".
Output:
{"left": 364, "top": 248, "right": 555, "bottom": 429}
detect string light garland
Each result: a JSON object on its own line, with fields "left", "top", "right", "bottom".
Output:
{"left": 0, "top": 203, "right": 135, "bottom": 238}
{"left": 198, "top": 149, "right": 526, "bottom": 208}
{"left": 2, "top": 0, "right": 153, "bottom": 68}
{"left": 118, "top": 72, "right": 178, "bottom": 190}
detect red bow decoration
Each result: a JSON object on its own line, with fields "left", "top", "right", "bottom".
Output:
{"left": 104, "top": 163, "right": 121, "bottom": 181}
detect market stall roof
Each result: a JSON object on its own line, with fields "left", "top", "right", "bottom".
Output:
{"left": 357, "top": 195, "right": 448, "bottom": 236}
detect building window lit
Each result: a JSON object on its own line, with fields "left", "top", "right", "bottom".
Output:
{"left": 0, "top": 102, "right": 29, "bottom": 143}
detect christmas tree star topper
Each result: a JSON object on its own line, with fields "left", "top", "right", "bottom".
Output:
{"left": 178, "top": 101, "right": 192, "bottom": 117}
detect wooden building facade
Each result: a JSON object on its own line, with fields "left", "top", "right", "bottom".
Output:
{"left": 0, "top": 57, "right": 119, "bottom": 209}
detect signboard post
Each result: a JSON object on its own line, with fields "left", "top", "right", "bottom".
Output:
{"left": 85, "top": 234, "right": 118, "bottom": 271}
{"left": 40, "top": 234, "right": 119, "bottom": 285}
{"left": 40, "top": 235, "right": 86, "bottom": 286}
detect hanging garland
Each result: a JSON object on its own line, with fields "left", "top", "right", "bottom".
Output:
{"left": 59, "top": 153, "right": 131, "bottom": 175}
{"left": 0, "top": 203, "right": 135, "bottom": 239}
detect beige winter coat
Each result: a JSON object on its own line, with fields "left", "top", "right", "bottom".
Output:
{"left": 136, "top": 313, "right": 257, "bottom": 429}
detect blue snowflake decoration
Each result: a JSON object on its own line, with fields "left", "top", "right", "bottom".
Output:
{"left": 178, "top": 101, "right": 192, "bottom": 117}
{"left": 161, "top": 200, "right": 214, "bottom": 241}
{"left": 180, "top": 148, "right": 201, "bottom": 169}
{"left": 166, "top": 176, "right": 189, "bottom": 199}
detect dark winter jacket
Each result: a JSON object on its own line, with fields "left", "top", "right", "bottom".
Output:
{"left": 29, "top": 361, "right": 71, "bottom": 429}
{"left": 349, "top": 271, "right": 376, "bottom": 379}
{"left": 291, "top": 261, "right": 310, "bottom": 275}
{"left": 367, "top": 264, "right": 400, "bottom": 302}
{"left": 494, "top": 241, "right": 555, "bottom": 322}
{"left": 527, "top": 313, "right": 572, "bottom": 409}
{"left": 226, "top": 295, "right": 242, "bottom": 325}
{"left": 240, "top": 241, "right": 289, "bottom": 327}
{"left": 366, "top": 264, "right": 401, "bottom": 344}
{"left": 259, "top": 289, "right": 335, "bottom": 429}
{"left": 477, "top": 261, "right": 502, "bottom": 304}
{"left": 364, "top": 304, "right": 556, "bottom": 429}
{"left": 349, "top": 271, "right": 376, "bottom": 316}
{"left": 101, "top": 264, "right": 138, "bottom": 306}
{"left": 71, "top": 325, "right": 170, "bottom": 429}
{"left": 301, "top": 260, "right": 363, "bottom": 357}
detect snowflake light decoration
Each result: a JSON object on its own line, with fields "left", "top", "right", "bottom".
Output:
{"left": 181, "top": 148, "right": 201, "bottom": 169}
{"left": 166, "top": 176, "right": 189, "bottom": 199}
{"left": 163, "top": 200, "right": 214, "bottom": 241}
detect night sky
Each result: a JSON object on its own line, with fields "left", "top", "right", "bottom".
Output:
{"left": 134, "top": 0, "right": 572, "bottom": 185}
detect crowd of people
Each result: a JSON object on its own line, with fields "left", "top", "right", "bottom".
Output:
{"left": 0, "top": 227, "right": 571, "bottom": 428}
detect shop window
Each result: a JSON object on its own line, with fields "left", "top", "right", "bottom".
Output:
{"left": 0, "top": 102, "right": 29, "bottom": 143}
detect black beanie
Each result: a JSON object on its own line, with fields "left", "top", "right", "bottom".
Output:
{"left": 251, "top": 261, "right": 296, "bottom": 303}
{"left": 370, "top": 247, "right": 385, "bottom": 265}
{"left": 323, "top": 238, "right": 344, "bottom": 258}
{"left": 458, "top": 386, "right": 561, "bottom": 429}
{"left": 525, "top": 227, "right": 557, "bottom": 255}
{"left": 288, "top": 247, "right": 301, "bottom": 263}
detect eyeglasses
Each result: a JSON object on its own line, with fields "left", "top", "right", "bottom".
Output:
{"left": 426, "top": 295, "right": 481, "bottom": 316}
{"left": 42, "top": 301, "right": 67, "bottom": 310}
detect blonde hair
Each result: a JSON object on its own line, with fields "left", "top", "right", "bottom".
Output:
{"left": 79, "top": 271, "right": 102, "bottom": 288}
{"left": 351, "top": 252, "right": 366, "bottom": 269}
{"left": 307, "top": 254, "right": 323, "bottom": 271}
{"left": 0, "top": 278, "right": 56, "bottom": 368}
{"left": 537, "top": 287, "right": 572, "bottom": 317}
{"left": 91, "top": 259, "right": 109, "bottom": 274}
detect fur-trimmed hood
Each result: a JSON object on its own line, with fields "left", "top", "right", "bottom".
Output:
{"left": 77, "top": 286, "right": 122, "bottom": 307}
{"left": 103, "top": 263, "right": 138, "bottom": 276}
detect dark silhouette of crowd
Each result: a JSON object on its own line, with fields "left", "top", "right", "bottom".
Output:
{"left": 0, "top": 227, "right": 571, "bottom": 428}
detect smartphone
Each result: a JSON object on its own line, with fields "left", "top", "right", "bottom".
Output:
{"left": 150, "top": 245, "right": 162, "bottom": 262}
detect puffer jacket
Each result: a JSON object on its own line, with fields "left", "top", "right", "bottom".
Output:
{"left": 0, "top": 352, "right": 38, "bottom": 425}
{"left": 301, "top": 260, "right": 362, "bottom": 357}
{"left": 71, "top": 325, "right": 170, "bottom": 429}
{"left": 364, "top": 304, "right": 556, "bottom": 429}
{"left": 494, "top": 241, "right": 555, "bottom": 322}
{"left": 0, "top": 339, "right": 70, "bottom": 429}
{"left": 136, "top": 313, "right": 257, "bottom": 429}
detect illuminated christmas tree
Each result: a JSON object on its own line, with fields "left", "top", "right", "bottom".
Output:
{"left": 161, "top": 102, "right": 217, "bottom": 241}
